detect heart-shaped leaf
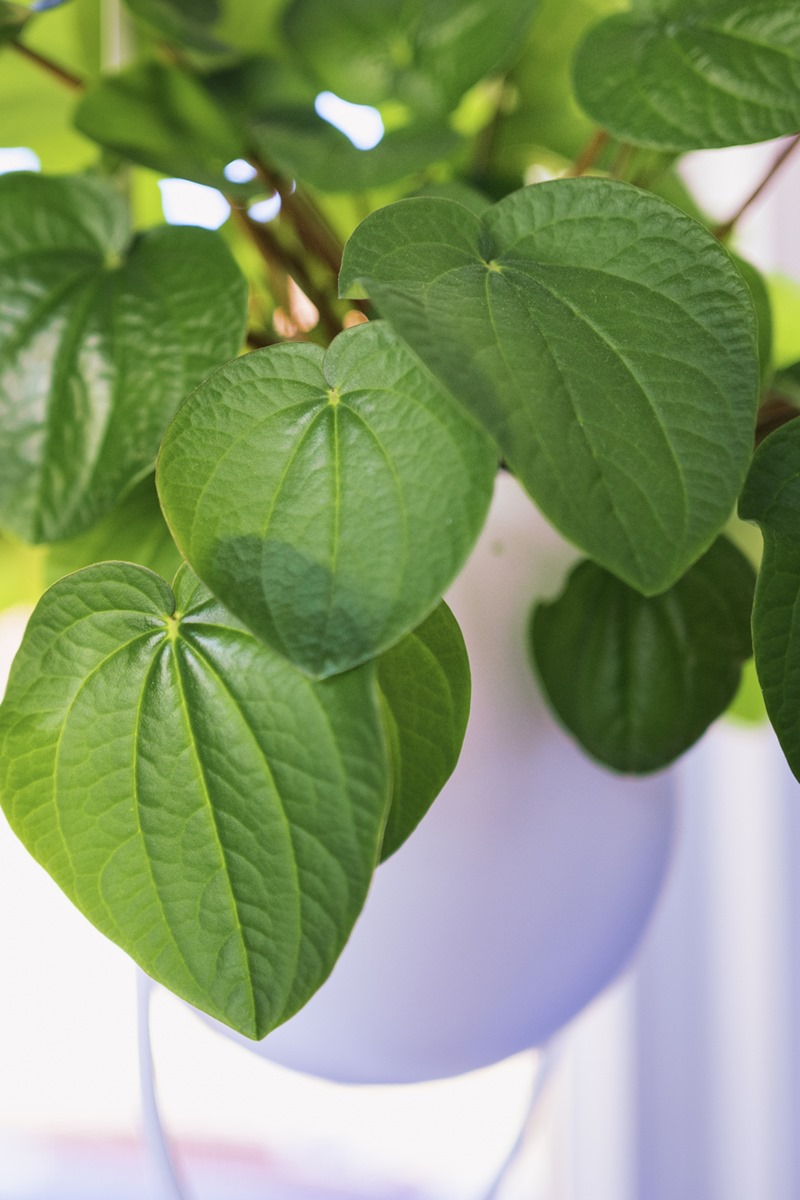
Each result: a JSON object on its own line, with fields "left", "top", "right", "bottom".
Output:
{"left": 377, "top": 600, "right": 470, "bottom": 861}
{"left": 157, "top": 321, "right": 496, "bottom": 678}
{"left": 340, "top": 179, "right": 759, "bottom": 595}
{"left": 44, "top": 476, "right": 182, "bottom": 587}
{"left": 531, "top": 537, "right": 755, "bottom": 773}
{"left": 0, "top": 563, "right": 391, "bottom": 1038}
{"left": 283, "top": 0, "right": 539, "bottom": 114}
{"left": 573, "top": 3, "right": 800, "bottom": 151}
{"left": 739, "top": 421, "right": 800, "bottom": 780}
{"left": 0, "top": 172, "right": 247, "bottom": 544}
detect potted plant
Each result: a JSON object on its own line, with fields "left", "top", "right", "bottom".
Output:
{"left": 0, "top": 0, "right": 798, "bottom": 1084}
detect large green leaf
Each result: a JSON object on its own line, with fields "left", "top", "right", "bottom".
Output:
{"left": 283, "top": 0, "right": 539, "bottom": 114}
{"left": 44, "top": 475, "right": 182, "bottom": 587}
{"left": 340, "top": 179, "right": 759, "bottom": 595}
{"left": 0, "top": 172, "right": 247, "bottom": 544}
{"left": 157, "top": 321, "right": 496, "bottom": 678}
{"left": 739, "top": 421, "right": 800, "bottom": 780}
{"left": 75, "top": 61, "right": 246, "bottom": 188}
{"left": 0, "top": 562, "right": 391, "bottom": 1037}
{"left": 377, "top": 601, "right": 470, "bottom": 861}
{"left": 573, "top": 3, "right": 800, "bottom": 151}
{"left": 531, "top": 537, "right": 755, "bottom": 773}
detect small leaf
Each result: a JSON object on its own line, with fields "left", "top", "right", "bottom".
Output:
{"left": 739, "top": 421, "right": 800, "bottom": 780}
{"left": 75, "top": 61, "right": 246, "bottom": 188}
{"left": 0, "top": 172, "right": 247, "bottom": 543}
{"left": 44, "top": 476, "right": 182, "bottom": 587}
{"left": 341, "top": 179, "right": 759, "bottom": 595}
{"left": 573, "top": 3, "right": 800, "bottom": 151}
{"left": 157, "top": 321, "right": 496, "bottom": 678}
{"left": 283, "top": 0, "right": 539, "bottom": 114}
{"left": 377, "top": 601, "right": 470, "bottom": 861}
{"left": 0, "top": 563, "right": 391, "bottom": 1037}
{"left": 531, "top": 537, "right": 755, "bottom": 773}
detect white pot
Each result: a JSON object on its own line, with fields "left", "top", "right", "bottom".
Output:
{"left": 204, "top": 473, "right": 677, "bottom": 1083}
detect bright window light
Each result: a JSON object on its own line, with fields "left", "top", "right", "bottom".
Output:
{"left": 158, "top": 179, "right": 231, "bottom": 229}
{"left": 314, "top": 91, "right": 384, "bottom": 150}
{"left": 0, "top": 147, "right": 41, "bottom": 175}
{"left": 224, "top": 158, "right": 258, "bottom": 184}
{"left": 248, "top": 193, "right": 282, "bottom": 223}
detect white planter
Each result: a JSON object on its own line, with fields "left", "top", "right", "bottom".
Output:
{"left": 206, "top": 474, "right": 677, "bottom": 1084}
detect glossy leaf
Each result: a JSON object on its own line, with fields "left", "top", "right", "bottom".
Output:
{"left": 0, "top": 563, "right": 391, "bottom": 1037}
{"left": 377, "top": 601, "right": 470, "bottom": 861}
{"left": 573, "top": 3, "right": 800, "bottom": 151}
{"left": 739, "top": 421, "right": 800, "bottom": 780}
{"left": 341, "top": 179, "right": 759, "bottom": 595}
{"left": 283, "top": 0, "right": 539, "bottom": 113}
{"left": 531, "top": 538, "right": 755, "bottom": 773}
{"left": 44, "top": 476, "right": 182, "bottom": 587}
{"left": 75, "top": 62, "right": 245, "bottom": 188}
{"left": 0, "top": 172, "right": 247, "bottom": 544}
{"left": 157, "top": 321, "right": 497, "bottom": 678}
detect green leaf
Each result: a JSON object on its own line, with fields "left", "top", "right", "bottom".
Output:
{"left": 531, "top": 537, "right": 755, "bottom": 773}
{"left": 0, "top": 562, "right": 391, "bottom": 1038}
{"left": 44, "top": 476, "right": 182, "bottom": 587}
{"left": 0, "top": 172, "right": 247, "bottom": 544}
{"left": 340, "top": 179, "right": 759, "bottom": 595}
{"left": 573, "top": 3, "right": 800, "bottom": 151}
{"left": 123, "top": 0, "right": 226, "bottom": 52}
{"left": 377, "top": 601, "right": 470, "bottom": 861}
{"left": 283, "top": 0, "right": 539, "bottom": 114}
{"left": 75, "top": 61, "right": 246, "bottom": 188}
{"left": 739, "top": 421, "right": 800, "bottom": 780}
{"left": 733, "top": 255, "right": 773, "bottom": 386}
{"left": 157, "top": 321, "right": 496, "bottom": 678}
{"left": 206, "top": 58, "right": 460, "bottom": 194}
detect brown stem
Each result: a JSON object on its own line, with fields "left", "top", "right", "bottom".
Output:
{"left": 249, "top": 156, "right": 343, "bottom": 278}
{"left": 232, "top": 205, "right": 342, "bottom": 341}
{"left": 10, "top": 38, "right": 85, "bottom": 91}
{"left": 714, "top": 133, "right": 800, "bottom": 241}
{"left": 569, "top": 129, "right": 609, "bottom": 178}
{"left": 610, "top": 141, "right": 636, "bottom": 181}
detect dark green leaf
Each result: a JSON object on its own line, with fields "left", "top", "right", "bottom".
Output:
{"left": 739, "top": 421, "right": 800, "bottom": 780}
{"left": 157, "top": 321, "right": 496, "bottom": 678}
{"left": 733, "top": 255, "right": 773, "bottom": 386}
{"left": 573, "top": 3, "right": 800, "bottom": 151}
{"left": 75, "top": 61, "right": 246, "bottom": 188}
{"left": 531, "top": 537, "right": 755, "bottom": 773}
{"left": 340, "top": 179, "right": 759, "bottom": 595}
{"left": 122, "top": 0, "right": 228, "bottom": 54}
{"left": 283, "top": 0, "right": 539, "bottom": 114}
{"left": 0, "top": 172, "right": 247, "bottom": 544}
{"left": 44, "top": 476, "right": 182, "bottom": 587}
{"left": 377, "top": 601, "right": 470, "bottom": 861}
{"left": 0, "top": 2, "right": 29, "bottom": 43}
{"left": 0, "top": 562, "right": 391, "bottom": 1037}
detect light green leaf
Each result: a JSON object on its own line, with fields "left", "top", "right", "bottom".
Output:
{"left": 0, "top": 172, "right": 247, "bottom": 544}
{"left": 157, "top": 321, "right": 496, "bottom": 678}
{"left": 0, "top": 562, "right": 391, "bottom": 1037}
{"left": 531, "top": 537, "right": 755, "bottom": 773}
{"left": 75, "top": 61, "right": 246, "bottom": 188}
{"left": 44, "top": 475, "right": 182, "bottom": 587}
{"left": 739, "top": 421, "right": 800, "bottom": 779}
{"left": 573, "top": 3, "right": 800, "bottom": 151}
{"left": 377, "top": 601, "right": 470, "bottom": 861}
{"left": 340, "top": 179, "right": 759, "bottom": 595}
{"left": 283, "top": 0, "right": 539, "bottom": 114}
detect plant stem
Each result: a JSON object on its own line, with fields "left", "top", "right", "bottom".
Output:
{"left": 714, "top": 134, "right": 800, "bottom": 240}
{"left": 250, "top": 155, "right": 344, "bottom": 279}
{"left": 610, "top": 141, "right": 636, "bottom": 181}
{"left": 232, "top": 204, "right": 342, "bottom": 341}
{"left": 10, "top": 37, "right": 85, "bottom": 90}
{"left": 569, "top": 129, "right": 609, "bottom": 177}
